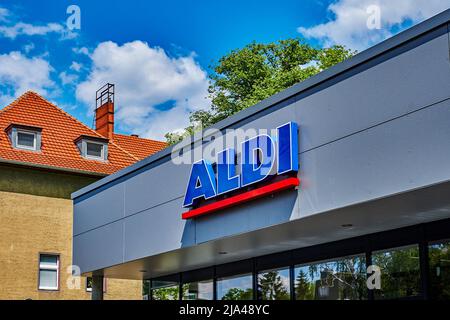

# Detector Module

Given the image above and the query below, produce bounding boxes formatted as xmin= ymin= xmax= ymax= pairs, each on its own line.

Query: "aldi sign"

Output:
xmin=182 ymin=122 xmax=299 ymax=219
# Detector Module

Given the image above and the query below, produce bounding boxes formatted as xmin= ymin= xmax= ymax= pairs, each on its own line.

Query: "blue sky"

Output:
xmin=0 ymin=0 xmax=448 ymax=139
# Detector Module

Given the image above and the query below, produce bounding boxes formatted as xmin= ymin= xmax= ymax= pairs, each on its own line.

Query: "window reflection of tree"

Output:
xmin=258 ymin=270 xmax=290 ymax=300
xmin=429 ymin=241 xmax=450 ymax=300
xmin=296 ymin=256 xmax=366 ymax=300
xmin=372 ymin=246 xmax=420 ymax=299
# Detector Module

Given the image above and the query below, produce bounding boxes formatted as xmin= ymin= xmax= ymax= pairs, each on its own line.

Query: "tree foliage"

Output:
xmin=165 ymin=38 xmax=355 ymax=144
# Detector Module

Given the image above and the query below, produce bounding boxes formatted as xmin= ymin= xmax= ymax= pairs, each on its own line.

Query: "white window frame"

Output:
xmin=15 ymin=129 xmax=38 ymax=151
xmin=38 ymin=254 xmax=60 ymax=291
xmin=84 ymin=140 xmax=107 ymax=161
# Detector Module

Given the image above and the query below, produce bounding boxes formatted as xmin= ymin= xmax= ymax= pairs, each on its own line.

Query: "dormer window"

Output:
xmin=7 ymin=125 xmax=42 ymax=151
xmin=76 ymin=135 xmax=108 ymax=161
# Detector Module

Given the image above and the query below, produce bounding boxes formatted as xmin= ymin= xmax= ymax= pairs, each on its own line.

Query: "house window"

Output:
xmin=76 ymin=138 xmax=108 ymax=161
xmin=38 ymin=254 xmax=59 ymax=290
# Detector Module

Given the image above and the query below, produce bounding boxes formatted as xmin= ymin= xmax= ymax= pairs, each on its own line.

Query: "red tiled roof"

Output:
xmin=0 ymin=91 xmax=167 ymax=175
xmin=112 ymin=133 xmax=167 ymax=160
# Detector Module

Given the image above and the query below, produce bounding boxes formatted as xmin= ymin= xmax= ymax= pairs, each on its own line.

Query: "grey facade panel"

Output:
xmin=298 ymin=98 xmax=450 ymax=217
xmin=123 ymin=198 xmax=194 ymax=262
xmin=73 ymin=183 xmax=124 ymax=236
xmin=123 ymin=160 xmax=190 ymax=217
xmin=194 ymin=190 xmax=299 ymax=244
xmin=73 ymin=220 xmax=124 ymax=273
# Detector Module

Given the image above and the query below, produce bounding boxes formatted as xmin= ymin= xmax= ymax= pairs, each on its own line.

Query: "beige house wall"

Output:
xmin=0 ymin=165 xmax=142 ymax=300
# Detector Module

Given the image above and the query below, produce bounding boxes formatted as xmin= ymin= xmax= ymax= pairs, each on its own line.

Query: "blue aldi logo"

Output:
xmin=182 ymin=122 xmax=299 ymax=219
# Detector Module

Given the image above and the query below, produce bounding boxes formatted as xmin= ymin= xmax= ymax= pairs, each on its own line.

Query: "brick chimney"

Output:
xmin=95 ymin=83 xmax=115 ymax=139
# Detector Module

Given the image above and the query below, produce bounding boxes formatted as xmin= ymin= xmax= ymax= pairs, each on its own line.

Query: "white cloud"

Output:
xmin=0 ymin=51 xmax=55 ymax=106
xmin=23 ymin=42 xmax=35 ymax=53
xmin=0 ymin=6 xmax=77 ymax=40
xmin=72 ymin=47 xmax=90 ymax=55
xmin=76 ymin=41 xmax=210 ymax=140
xmin=70 ymin=61 xmax=83 ymax=72
xmin=59 ymin=71 xmax=78 ymax=85
xmin=0 ymin=7 xmax=10 ymax=22
xmin=298 ymin=0 xmax=450 ymax=50
xmin=0 ymin=22 xmax=64 ymax=39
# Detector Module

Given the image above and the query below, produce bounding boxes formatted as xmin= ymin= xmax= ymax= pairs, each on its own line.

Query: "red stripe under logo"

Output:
xmin=182 ymin=177 xmax=300 ymax=219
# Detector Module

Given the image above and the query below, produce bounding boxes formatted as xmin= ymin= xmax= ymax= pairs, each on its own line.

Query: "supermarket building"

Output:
xmin=73 ymin=10 xmax=450 ymax=300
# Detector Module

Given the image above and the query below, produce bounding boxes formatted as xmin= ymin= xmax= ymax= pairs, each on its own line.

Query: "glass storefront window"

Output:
xmin=257 ymin=267 xmax=290 ymax=300
xmin=151 ymin=280 xmax=179 ymax=300
xmin=428 ymin=239 xmax=450 ymax=300
xmin=182 ymin=280 xmax=214 ymax=300
xmin=217 ymin=273 xmax=253 ymax=300
xmin=294 ymin=254 xmax=367 ymax=300
xmin=146 ymin=232 xmax=450 ymax=300
xmin=372 ymin=245 xmax=420 ymax=299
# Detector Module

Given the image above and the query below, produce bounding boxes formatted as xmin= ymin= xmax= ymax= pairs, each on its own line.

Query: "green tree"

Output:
xmin=258 ymin=271 xmax=289 ymax=300
xmin=165 ymin=39 xmax=355 ymax=144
